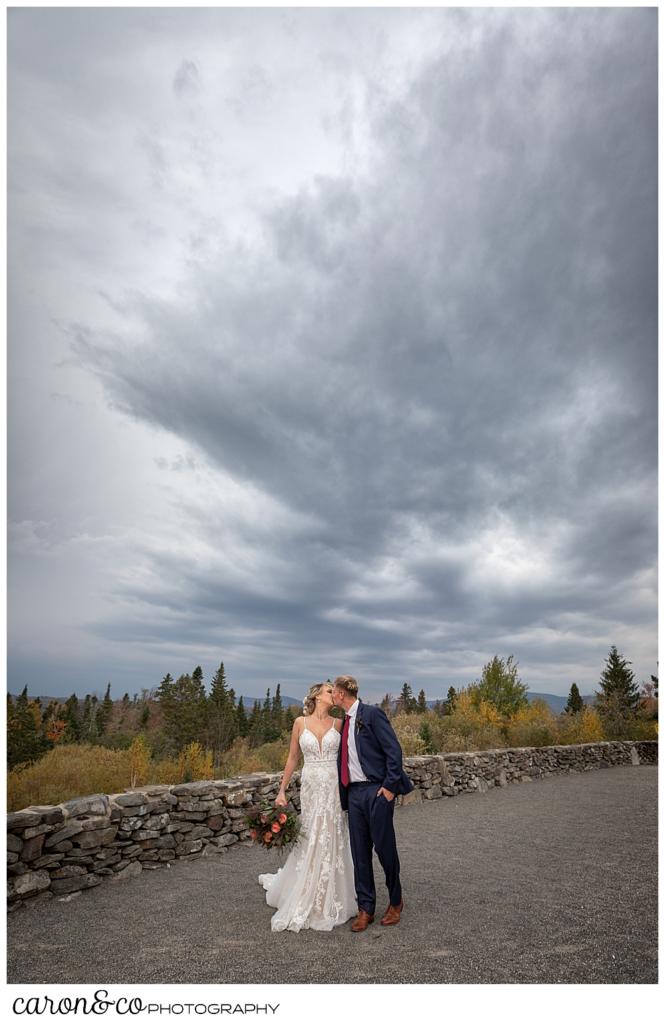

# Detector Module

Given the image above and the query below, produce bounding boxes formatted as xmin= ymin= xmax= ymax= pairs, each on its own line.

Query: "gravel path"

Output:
xmin=7 ymin=764 xmax=657 ymax=984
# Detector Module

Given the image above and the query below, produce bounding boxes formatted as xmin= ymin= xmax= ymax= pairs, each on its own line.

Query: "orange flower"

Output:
xmin=271 ymin=822 xmax=281 ymax=833
xmin=278 ymin=813 xmax=287 ymax=825
xmin=250 ymin=829 xmax=257 ymax=840
xmin=264 ymin=831 xmax=272 ymax=842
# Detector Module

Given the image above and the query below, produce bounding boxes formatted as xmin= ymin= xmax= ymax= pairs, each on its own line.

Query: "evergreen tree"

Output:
xmin=475 ymin=655 xmax=528 ymax=716
xmin=63 ymin=693 xmax=82 ymax=743
xmin=81 ymin=694 xmax=98 ymax=742
xmin=156 ymin=670 xmax=206 ymax=751
xmin=397 ymin=682 xmax=416 ymax=714
xmin=175 ymin=671 xmax=208 ymax=747
xmin=248 ymin=698 xmax=263 ymax=745
xmin=93 ymin=695 xmax=105 ymax=737
xmin=564 ymin=682 xmax=584 ymax=715
xmin=417 ymin=688 xmax=428 ymax=713
xmin=98 ymin=682 xmax=114 ymax=734
xmin=443 ymin=686 xmax=457 ymax=715
xmin=7 ymin=688 xmax=48 ymax=768
xmin=206 ymin=662 xmax=237 ymax=753
xmin=272 ymin=684 xmax=284 ymax=734
xmin=140 ymin=705 xmax=150 ymax=729
xmin=283 ymin=704 xmax=296 ymax=731
xmin=236 ymin=696 xmax=249 ymax=737
xmin=261 ymin=687 xmax=280 ymax=742
xmin=595 ymin=646 xmax=641 ymax=734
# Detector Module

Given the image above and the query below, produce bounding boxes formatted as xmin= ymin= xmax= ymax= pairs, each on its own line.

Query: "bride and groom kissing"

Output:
xmin=258 ymin=675 xmax=414 ymax=932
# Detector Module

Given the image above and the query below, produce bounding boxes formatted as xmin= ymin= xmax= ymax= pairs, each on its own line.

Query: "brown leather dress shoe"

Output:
xmin=350 ymin=909 xmax=375 ymax=932
xmin=380 ymin=900 xmax=404 ymax=926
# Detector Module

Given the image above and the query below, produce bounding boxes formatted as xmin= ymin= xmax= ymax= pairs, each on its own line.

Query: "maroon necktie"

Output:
xmin=341 ymin=715 xmax=350 ymax=786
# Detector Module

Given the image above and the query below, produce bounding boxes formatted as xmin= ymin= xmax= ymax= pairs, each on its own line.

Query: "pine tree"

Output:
xmin=417 ymin=688 xmax=428 ymax=713
xmin=7 ymin=688 xmax=48 ymax=768
xmin=236 ymin=696 xmax=249 ymax=737
xmin=176 ymin=671 xmax=208 ymax=748
xmin=206 ymin=662 xmax=237 ymax=754
xmin=93 ymin=695 xmax=105 ymax=737
xmin=397 ymin=682 xmax=415 ymax=714
xmin=156 ymin=670 xmax=206 ymax=752
xmin=63 ymin=693 xmax=82 ymax=743
xmin=595 ymin=646 xmax=641 ymax=735
xmin=155 ymin=672 xmax=176 ymax=747
xmin=564 ymin=682 xmax=584 ymax=715
xmin=81 ymin=694 xmax=98 ymax=741
xmin=248 ymin=698 xmax=263 ymax=745
xmin=272 ymin=684 xmax=284 ymax=734
xmin=98 ymin=682 xmax=114 ymax=734
xmin=284 ymin=704 xmax=296 ymax=731
xmin=261 ymin=688 xmax=280 ymax=742
xmin=443 ymin=686 xmax=457 ymax=715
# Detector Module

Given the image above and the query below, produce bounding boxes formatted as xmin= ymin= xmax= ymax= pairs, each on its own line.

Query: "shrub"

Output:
xmin=249 ymin=737 xmax=291 ymax=771
xmin=7 ymin=743 xmax=131 ymax=811
xmin=176 ymin=741 xmax=214 ymax=783
xmin=504 ymin=699 xmax=558 ymax=748
xmin=391 ymin=714 xmax=428 ymax=755
xmin=556 ymin=706 xmax=604 ymax=744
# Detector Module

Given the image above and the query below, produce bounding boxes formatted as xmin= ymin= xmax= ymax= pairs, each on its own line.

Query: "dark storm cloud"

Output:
xmin=9 ymin=7 xmax=657 ymax=699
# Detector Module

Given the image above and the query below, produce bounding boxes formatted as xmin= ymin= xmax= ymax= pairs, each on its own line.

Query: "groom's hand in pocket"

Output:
xmin=376 ymin=787 xmax=395 ymax=802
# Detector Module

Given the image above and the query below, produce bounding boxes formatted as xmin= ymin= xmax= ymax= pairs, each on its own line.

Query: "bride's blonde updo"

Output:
xmin=303 ymin=683 xmax=326 ymax=716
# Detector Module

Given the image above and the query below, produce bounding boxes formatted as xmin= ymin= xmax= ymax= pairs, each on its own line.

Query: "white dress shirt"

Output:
xmin=345 ymin=699 xmax=368 ymax=782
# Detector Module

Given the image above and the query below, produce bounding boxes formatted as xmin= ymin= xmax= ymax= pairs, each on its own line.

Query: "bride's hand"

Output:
xmin=274 ymin=791 xmax=288 ymax=807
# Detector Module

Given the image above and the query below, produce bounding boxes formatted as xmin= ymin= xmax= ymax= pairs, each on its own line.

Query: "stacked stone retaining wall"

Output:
xmin=7 ymin=739 xmax=657 ymax=910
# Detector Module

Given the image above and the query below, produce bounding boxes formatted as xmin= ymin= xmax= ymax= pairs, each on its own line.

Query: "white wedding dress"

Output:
xmin=258 ymin=723 xmax=358 ymax=932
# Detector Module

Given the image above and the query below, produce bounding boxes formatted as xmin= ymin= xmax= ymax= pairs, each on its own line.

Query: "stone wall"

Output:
xmin=7 ymin=739 xmax=657 ymax=910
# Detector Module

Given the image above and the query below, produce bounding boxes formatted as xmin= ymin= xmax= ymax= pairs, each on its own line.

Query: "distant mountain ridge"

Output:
xmin=241 ymin=694 xmax=303 ymax=709
xmin=527 ymin=691 xmax=596 ymax=713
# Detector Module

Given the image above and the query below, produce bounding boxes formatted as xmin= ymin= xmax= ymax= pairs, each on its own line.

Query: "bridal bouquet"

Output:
xmin=245 ymin=802 xmax=301 ymax=854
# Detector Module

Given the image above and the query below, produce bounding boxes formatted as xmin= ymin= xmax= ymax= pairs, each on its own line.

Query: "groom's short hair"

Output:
xmin=333 ymin=675 xmax=359 ymax=697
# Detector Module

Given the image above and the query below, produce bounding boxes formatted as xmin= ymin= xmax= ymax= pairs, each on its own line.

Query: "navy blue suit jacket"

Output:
xmin=337 ymin=701 xmax=414 ymax=811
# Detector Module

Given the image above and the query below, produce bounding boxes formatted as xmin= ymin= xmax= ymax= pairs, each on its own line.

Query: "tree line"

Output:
xmin=6 ymin=662 xmax=298 ymax=771
xmin=7 ymin=646 xmax=657 ymax=773
xmin=379 ymin=645 xmax=656 ymax=734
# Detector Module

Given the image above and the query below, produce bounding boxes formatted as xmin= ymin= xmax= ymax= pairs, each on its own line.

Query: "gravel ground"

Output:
xmin=6 ymin=764 xmax=657 ymax=984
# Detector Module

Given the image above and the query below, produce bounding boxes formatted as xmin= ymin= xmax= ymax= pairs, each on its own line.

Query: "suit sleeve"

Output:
xmin=370 ymin=707 xmax=405 ymax=792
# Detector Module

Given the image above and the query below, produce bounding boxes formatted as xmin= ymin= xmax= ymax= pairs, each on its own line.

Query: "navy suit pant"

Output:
xmin=347 ymin=782 xmax=402 ymax=914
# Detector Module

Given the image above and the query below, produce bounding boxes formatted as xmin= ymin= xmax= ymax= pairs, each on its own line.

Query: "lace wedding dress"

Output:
xmin=258 ymin=723 xmax=358 ymax=932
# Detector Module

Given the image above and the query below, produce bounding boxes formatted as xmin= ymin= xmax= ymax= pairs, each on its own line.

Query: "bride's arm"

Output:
xmin=275 ymin=717 xmax=304 ymax=806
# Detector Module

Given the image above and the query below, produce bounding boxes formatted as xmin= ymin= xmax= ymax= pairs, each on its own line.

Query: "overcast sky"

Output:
xmin=7 ymin=7 xmax=657 ymax=704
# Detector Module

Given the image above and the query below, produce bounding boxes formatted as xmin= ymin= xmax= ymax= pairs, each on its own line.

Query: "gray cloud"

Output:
xmin=8 ymin=7 xmax=657 ymax=701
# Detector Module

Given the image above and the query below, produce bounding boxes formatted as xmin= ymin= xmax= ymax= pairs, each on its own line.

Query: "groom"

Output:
xmin=331 ymin=675 xmax=414 ymax=932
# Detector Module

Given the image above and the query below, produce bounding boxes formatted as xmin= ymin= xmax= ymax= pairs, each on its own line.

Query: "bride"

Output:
xmin=258 ymin=682 xmax=358 ymax=931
